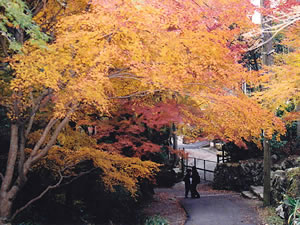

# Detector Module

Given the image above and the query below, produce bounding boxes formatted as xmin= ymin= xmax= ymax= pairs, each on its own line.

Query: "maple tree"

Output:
xmin=249 ymin=0 xmax=299 ymax=120
xmin=0 ymin=0 xmax=291 ymax=222
xmin=253 ymin=20 xmax=300 ymax=145
xmin=84 ymin=99 xmax=184 ymax=161
xmin=45 ymin=126 xmax=160 ymax=194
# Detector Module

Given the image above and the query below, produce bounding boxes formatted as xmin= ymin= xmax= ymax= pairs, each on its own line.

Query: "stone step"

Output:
xmin=241 ymin=191 xmax=258 ymax=200
xmin=250 ymin=185 xmax=264 ymax=200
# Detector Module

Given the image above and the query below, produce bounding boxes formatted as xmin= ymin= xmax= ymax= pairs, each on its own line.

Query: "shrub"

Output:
xmin=144 ymin=215 xmax=169 ymax=225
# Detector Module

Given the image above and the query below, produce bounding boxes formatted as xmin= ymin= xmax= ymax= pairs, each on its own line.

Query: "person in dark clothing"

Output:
xmin=183 ymin=169 xmax=192 ymax=198
xmin=191 ymin=166 xmax=200 ymax=198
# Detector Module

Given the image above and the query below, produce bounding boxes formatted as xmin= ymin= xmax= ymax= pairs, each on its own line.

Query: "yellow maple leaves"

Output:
xmin=253 ymin=22 xmax=300 ymax=118
xmin=37 ymin=126 xmax=160 ymax=196
xmin=3 ymin=0 xmax=291 ymax=176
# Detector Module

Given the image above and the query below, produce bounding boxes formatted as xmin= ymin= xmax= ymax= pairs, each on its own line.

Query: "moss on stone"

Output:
xmin=286 ymin=167 xmax=300 ymax=198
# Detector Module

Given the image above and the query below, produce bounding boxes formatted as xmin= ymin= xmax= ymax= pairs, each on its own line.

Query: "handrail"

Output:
xmin=182 ymin=157 xmax=217 ymax=181
xmin=186 ymin=157 xmax=217 ymax=164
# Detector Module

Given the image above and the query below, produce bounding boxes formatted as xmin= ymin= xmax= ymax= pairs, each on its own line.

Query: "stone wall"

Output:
xmin=272 ymin=166 xmax=300 ymax=204
xmin=213 ymin=155 xmax=300 ymax=201
xmin=213 ymin=159 xmax=263 ymax=191
xmin=272 ymin=156 xmax=300 ymax=204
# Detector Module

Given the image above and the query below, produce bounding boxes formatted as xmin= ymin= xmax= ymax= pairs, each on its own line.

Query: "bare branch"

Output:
xmin=25 ymin=89 xmax=53 ymax=138
xmin=109 ymin=90 xmax=162 ymax=99
xmin=11 ymin=165 xmax=97 ymax=220
xmin=108 ymin=72 xmax=143 ymax=80
xmin=32 ymin=0 xmax=46 ymax=17
xmin=11 ymin=170 xmax=64 ymax=221
xmin=248 ymin=18 xmax=298 ymax=51
xmin=30 ymin=117 xmax=58 ymax=158
xmin=60 ymin=167 xmax=98 ymax=187
xmin=31 ymin=105 xmax=78 ymax=164
xmin=18 ymin=125 xmax=26 ymax=183
xmin=246 ymin=6 xmax=300 ymax=51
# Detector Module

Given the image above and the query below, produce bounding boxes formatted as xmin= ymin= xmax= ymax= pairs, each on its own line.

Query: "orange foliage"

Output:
xmin=33 ymin=126 xmax=160 ymax=195
xmin=5 ymin=0 xmax=287 ymax=170
xmin=180 ymin=94 xmax=285 ymax=148
xmin=254 ymin=22 xmax=299 ymax=117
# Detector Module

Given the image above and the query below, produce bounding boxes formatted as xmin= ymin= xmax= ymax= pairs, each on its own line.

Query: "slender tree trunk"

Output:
xmin=0 ymin=124 xmax=19 ymax=224
xmin=172 ymin=123 xmax=178 ymax=150
xmin=297 ymin=103 xmax=300 ymax=139
xmin=170 ymin=123 xmax=178 ymax=167
xmin=0 ymin=197 xmax=13 ymax=225
xmin=263 ymin=137 xmax=271 ymax=206
xmin=261 ymin=0 xmax=273 ymax=207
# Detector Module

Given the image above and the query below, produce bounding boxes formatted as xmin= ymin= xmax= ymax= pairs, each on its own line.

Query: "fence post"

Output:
xmin=181 ymin=157 xmax=184 ymax=174
xmin=204 ymin=160 xmax=206 ymax=181
xmin=222 ymin=149 xmax=225 ymax=163
xmin=194 ymin=158 xmax=196 ymax=167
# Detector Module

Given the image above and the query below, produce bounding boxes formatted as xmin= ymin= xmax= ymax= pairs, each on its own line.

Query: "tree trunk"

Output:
xmin=263 ymin=137 xmax=271 ymax=206
xmin=172 ymin=123 xmax=178 ymax=150
xmin=0 ymin=196 xmax=13 ymax=225
xmin=0 ymin=124 xmax=19 ymax=224
xmin=297 ymin=103 xmax=300 ymax=139
xmin=261 ymin=0 xmax=273 ymax=207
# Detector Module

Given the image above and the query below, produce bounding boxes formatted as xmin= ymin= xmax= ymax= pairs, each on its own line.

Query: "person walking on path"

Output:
xmin=183 ymin=169 xmax=192 ymax=198
xmin=191 ymin=166 xmax=200 ymax=198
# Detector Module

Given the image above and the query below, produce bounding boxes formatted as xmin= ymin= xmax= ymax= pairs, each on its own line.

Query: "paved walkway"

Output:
xmin=181 ymin=193 xmax=261 ymax=225
xmin=155 ymin=182 xmax=261 ymax=225
xmin=160 ymin=140 xmax=262 ymax=224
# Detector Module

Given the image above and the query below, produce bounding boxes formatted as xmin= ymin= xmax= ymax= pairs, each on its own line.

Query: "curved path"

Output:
xmin=160 ymin=140 xmax=262 ymax=225
xmin=181 ymin=193 xmax=261 ymax=225
xmin=155 ymin=182 xmax=261 ymax=225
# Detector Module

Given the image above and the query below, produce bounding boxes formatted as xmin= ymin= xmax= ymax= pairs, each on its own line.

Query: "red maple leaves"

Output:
xmin=93 ymin=100 xmax=182 ymax=157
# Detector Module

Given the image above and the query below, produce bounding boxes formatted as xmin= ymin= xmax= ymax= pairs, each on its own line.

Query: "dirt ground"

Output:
xmin=142 ymin=190 xmax=187 ymax=225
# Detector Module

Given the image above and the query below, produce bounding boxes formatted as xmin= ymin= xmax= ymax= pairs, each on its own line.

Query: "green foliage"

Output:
xmin=269 ymin=133 xmax=288 ymax=149
xmin=0 ymin=0 xmax=49 ymax=51
xmin=287 ymin=167 xmax=300 ymax=198
xmin=269 ymin=122 xmax=298 ymax=154
xmin=144 ymin=215 xmax=169 ymax=225
xmin=284 ymin=196 xmax=300 ymax=225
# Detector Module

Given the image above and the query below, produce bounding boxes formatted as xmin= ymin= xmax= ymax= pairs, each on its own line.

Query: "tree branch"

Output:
xmin=0 ymin=36 xmax=9 ymax=57
xmin=30 ymin=117 xmax=58 ymax=158
xmin=31 ymin=105 xmax=78 ymax=164
xmin=60 ymin=167 xmax=98 ymax=187
xmin=10 ymin=170 xmax=64 ymax=221
xmin=108 ymin=72 xmax=143 ymax=80
xmin=25 ymin=89 xmax=53 ymax=138
xmin=248 ymin=18 xmax=299 ymax=51
xmin=11 ymin=165 xmax=97 ymax=221
xmin=18 ymin=125 xmax=26 ymax=183
xmin=109 ymin=90 xmax=162 ymax=99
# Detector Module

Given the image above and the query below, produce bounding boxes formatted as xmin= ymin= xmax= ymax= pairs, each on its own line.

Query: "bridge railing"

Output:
xmin=181 ymin=157 xmax=217 ymax=182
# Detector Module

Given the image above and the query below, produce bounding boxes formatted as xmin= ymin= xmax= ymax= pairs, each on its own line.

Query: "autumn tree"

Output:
xmin=86 ymin=99 xmax=183 ymax=160
xmin=0 ymin=0 xmax=289 ymax=223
